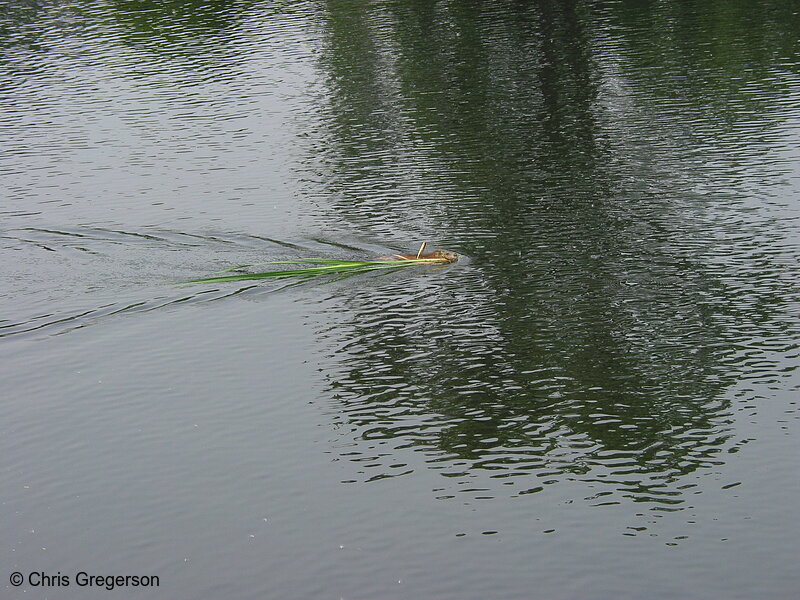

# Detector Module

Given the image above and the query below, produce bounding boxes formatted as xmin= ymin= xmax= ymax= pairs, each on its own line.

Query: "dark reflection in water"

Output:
xmin=310 ymin=0 xmax=800 ymax=508
xmin=109 ymin=0 xmax=242 ymax=37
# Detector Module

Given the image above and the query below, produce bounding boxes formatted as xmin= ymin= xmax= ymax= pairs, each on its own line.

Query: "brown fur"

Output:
xmin=377 ymin=249 xmax=458 ymax=263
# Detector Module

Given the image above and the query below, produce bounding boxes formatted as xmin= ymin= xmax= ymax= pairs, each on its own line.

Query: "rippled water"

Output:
xmin=2 ymin=1 xmax=799 ymax=599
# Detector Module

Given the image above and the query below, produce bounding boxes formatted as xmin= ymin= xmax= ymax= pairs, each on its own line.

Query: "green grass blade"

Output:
xmin=211 ymin=258 xmax=378 ymax=274
xmin=187 ymin=256 xmax=448 ymax=284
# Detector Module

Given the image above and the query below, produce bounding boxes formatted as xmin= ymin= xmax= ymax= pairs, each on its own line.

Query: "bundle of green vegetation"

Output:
xmin=186 ymin=247 xmax=457 ymax=284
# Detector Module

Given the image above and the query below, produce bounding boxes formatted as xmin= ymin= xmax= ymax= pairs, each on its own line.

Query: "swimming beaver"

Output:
xmin=376 ymin=249 xmax=458 ymax=263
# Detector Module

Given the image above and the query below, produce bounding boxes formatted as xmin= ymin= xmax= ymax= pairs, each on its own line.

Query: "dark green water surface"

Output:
xmin=2 ymin=1 xmax=799 ymax=598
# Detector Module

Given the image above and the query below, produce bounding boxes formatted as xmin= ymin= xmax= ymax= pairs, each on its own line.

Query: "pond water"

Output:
xmin=2 ymin=1 xmax=799 ymax=598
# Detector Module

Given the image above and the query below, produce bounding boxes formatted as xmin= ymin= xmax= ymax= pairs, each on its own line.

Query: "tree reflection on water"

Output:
xmin=310 ymin=0 xmax=799 ymax=507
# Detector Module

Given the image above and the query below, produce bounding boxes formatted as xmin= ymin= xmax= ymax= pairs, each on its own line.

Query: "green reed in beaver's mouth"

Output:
xmin=185 ymin=250 xmax=457 ymax=284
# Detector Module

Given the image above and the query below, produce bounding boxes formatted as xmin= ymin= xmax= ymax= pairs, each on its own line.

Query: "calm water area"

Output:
xmin=2 ymin=1 xmax=799 ymax=598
